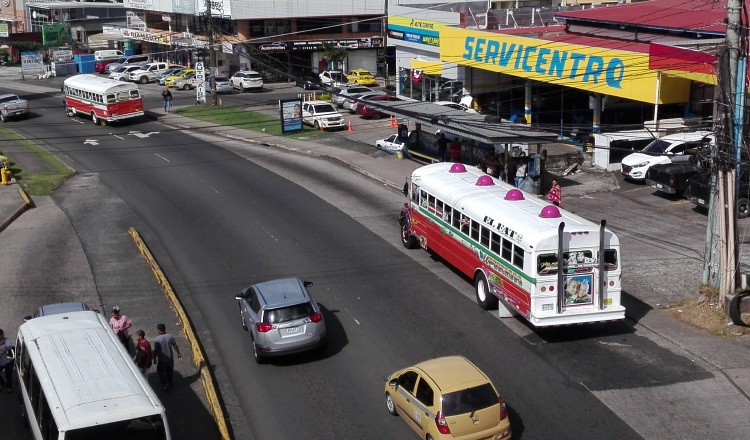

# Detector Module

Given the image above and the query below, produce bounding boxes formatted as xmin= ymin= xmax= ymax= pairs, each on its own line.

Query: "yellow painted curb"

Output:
xmin=128 ymin=227 xmax=231 ymax=440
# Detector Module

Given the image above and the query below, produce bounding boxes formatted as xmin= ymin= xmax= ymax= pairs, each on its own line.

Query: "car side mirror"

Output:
xmin=23 ymin=315 xmax=32 ymax=322
xmin=388 ymin=379 xmax=398 ymax=387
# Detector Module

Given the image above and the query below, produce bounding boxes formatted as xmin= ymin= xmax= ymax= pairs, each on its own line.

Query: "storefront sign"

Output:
xmin=124 ymin=0 xmax=153 ymax=11
xmin=42 ymin=23 xmax=72 ymax=46
xmin=126 ymin=11 xmax=147 ymax=31
xmin=258 ymin=38 xmax=381 ymax=53
xmin=195 ymin=62 xmax=206 ymax=104
xmin=21 ymin=51 xmax=43 ymax=73
xmin=440 ymin=27 xmax=690 ymax=103
xmin=121 ymin=29 xmax=171 ymax=45
xmin=198 ymin=0 xmax=231 ymax=19
xmin=50 ymin=47 xmax=73 ymax=62
xmin=388 ymin=16 xmax=445 ymax=47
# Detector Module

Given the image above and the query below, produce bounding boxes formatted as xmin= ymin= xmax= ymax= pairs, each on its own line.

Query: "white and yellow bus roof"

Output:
xmin=63 ymin=74 xmax=140 ymax=96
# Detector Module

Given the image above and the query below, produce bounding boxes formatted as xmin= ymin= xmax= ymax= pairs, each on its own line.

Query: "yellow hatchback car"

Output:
xmin=385 ymin=356 xmax=511 ymax=440
xmin=346 ymin=69 xmax=377 ymax=86
xmin=165 ymin=68 xmax=195 ymax=87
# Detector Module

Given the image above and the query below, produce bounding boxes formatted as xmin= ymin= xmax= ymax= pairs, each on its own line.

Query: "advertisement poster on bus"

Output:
xmin=279 ymin=99 xmax=303 ymax=133
xmin=563 ymin=274 xmax=593 ymax=306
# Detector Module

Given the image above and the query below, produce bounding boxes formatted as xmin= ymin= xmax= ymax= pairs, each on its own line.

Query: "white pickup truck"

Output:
xmin=0 ymin=94 xmax=29 ymax=122
xmin=127 ymin=62 xmax=171 ymax=84
xmin=318 ymin=70 xmax=348 ymax=88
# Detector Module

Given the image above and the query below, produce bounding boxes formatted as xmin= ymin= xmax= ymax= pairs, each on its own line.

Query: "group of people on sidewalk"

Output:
xmin=434 ymin=134 xmax=563 ymax=207
xmin=109 ymin=306 xmax=182 ymax=391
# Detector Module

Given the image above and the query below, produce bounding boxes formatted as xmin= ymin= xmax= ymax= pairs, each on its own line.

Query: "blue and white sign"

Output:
xmin=195 ymin=61 xmax=206 ymax=104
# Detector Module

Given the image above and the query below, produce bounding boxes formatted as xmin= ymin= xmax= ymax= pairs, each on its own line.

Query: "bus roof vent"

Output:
xmin=504 ymin=188 xmax=524 ymax=201
xmin=449 ymin=163 xmax=467 ymax=173
xmin=540 ymin=205 xmax=561 ymax=218
xmin=475 ymin=175 xmax=494 ymax=186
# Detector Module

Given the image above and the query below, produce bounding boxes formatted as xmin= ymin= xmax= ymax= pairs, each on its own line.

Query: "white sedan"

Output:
xmin=375 ymin=134 xmax=405 ymax=154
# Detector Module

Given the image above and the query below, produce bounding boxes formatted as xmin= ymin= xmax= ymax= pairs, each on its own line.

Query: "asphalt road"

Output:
xmin=1 ymin=80 xmax=748 ymax=439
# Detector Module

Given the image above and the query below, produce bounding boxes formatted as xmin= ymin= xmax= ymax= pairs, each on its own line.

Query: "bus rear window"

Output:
xmin=537 ymin=250 xmax=618 ymax=275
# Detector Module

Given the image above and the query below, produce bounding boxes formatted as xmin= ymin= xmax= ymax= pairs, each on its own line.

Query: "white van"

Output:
xmin=94 ymin=50 xmax=124 ymax=61
xmin=14 ymin=310 xmax=171 ymax=440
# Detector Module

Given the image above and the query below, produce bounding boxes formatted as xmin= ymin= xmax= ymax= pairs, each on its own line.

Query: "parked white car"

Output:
xmin=301 ymin=100 xmax=345 ymax=130
xmin=230 ymin=71 xmax=263 ymax=92
xmin=621 ymin=131 xmax=713 ymax=181
xmin=108 ymin=65 xmax=142 ymax=81
xmin=319 ymin=70 xmax=347 ymax=88
xmin=127 ymin=62 xmax=171 ymax=84
xmin=434 ymin=100 xmax=478 ymax=113
xmin=375 ymin=134 xmax=406 ymax=154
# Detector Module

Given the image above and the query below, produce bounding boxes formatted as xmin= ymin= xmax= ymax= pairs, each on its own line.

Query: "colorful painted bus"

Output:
xmin=399 ymin=162 xmax=625 ymax=327
xmin=63 ymin=74 xmax=144 ymax=125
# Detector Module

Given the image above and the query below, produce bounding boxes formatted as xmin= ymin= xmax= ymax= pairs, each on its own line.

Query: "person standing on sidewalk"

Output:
xmin=436 ymin=133 xmax=448 ymax=162
xmin=515 ymin=158 xmax=527 ymax=188
xmin=161 ymin=87 xmax=173 ymax=112
xmin=153 ymin=323 xmax=182 ymax=391
xmin=0 ymin=329 xmax=14 ymax=393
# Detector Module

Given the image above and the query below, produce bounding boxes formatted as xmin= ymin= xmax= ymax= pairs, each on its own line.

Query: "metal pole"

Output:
xmin=206 ymin=0 xmax=217 ymax=105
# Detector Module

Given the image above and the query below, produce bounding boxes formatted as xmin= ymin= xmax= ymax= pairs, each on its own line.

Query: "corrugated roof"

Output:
xmin=487 ymin=25 xmax=651 ymax=54
xmin=554 ymin=0 xmax=729 ymax=35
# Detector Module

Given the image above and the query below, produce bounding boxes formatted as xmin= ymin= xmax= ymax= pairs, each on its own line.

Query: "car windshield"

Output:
xmin=264 ymin=303 xmax=314 ymax=324
xmin=314 ymin=104 xmax=336 ymax=113
xmin=441 ymin=383 xmax=498 ymax=417
xmin=641 ymin=139 xmax=671 ymax=155
xmin=114 ymin=67 xmax=127 ymax=73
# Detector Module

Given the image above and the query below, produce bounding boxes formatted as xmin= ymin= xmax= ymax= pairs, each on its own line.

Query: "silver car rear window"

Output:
xmin=264 ymin=303 xmax=314 ymax=324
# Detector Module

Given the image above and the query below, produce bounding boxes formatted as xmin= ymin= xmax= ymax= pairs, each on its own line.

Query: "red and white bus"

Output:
xmin=400 ymin=162 xmax=625 ymax=327
xmin=63 ymin=74 xmax=144 ymax=125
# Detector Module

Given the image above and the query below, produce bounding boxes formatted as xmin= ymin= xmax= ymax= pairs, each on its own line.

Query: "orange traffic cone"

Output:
xmin=319 ymin=122 xmax=324 ymax=131
xmin=347 ymin=120 xmax=353 ymax=132
xmin=389 ymin=115 xmax=395 ymax=127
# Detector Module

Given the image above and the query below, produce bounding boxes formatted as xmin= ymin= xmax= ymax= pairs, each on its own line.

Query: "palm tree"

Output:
xmin=322 ymin=42 xmax=348 ymax=71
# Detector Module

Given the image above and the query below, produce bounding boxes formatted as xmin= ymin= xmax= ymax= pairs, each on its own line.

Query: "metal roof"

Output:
xmin=554 ymin=0 xmax=730 ymax=35
xmin=360 ymin=100 xmax=560 ymax=145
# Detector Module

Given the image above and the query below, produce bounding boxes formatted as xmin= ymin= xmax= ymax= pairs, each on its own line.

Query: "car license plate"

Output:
xmin=603 ymin=298 xmax=612 ymax=305
xmin=622 ymin=171 xmax=629 ymax=176
xmin=698 ymin=198 xmax=705 ymax=204
xmin=655 ymin=183 xmax=663 ymax=189
xmin=286 ymin=326 xmax=300 ymax=334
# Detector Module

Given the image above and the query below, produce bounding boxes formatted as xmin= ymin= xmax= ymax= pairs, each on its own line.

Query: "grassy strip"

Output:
xmin=0 ymin=128 xmax=75 ymax=196
xmin=175 ymin=105 xmax=326 ymax=138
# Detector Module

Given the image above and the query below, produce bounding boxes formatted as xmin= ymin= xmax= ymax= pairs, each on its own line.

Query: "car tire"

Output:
xmin=314 ymin=121 xmax=321 ymax=130
xmin=239 ymin=84 xmax=245 ymax=93
xmin=475 ymin=271 xmax=498 ymax=310
xmin=182 ymin=84 xmax=190 ymax=91
xmin=252 ymin=339 xmax=265 ymax=364
xmin=385 ymin=392 xmax=398 ymax=416
xmin=400 ymin=218 xmax=418 ymax=249
xmin=139 ymin=76 xmax=148 ymax=84
xmin=0 ymin=113 xmax=6 ymax=122
xmin=738 ymin=197 xmax=749 ymax=219
xmin=372 ymin=111 xmax=382 ymax=120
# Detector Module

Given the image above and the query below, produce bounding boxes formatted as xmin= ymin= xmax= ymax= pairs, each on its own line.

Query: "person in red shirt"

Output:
xmin=450 ymin=138 xmax=462 ymax=162
xmin=133 ymin=330 xmax=153 ymax=375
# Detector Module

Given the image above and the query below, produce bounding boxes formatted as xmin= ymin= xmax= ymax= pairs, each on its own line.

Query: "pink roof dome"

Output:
xmin=449 ymin=163 xmax=467 ymax=173
xmin=504 ymin=189 xmax=525 ymax=201
xmin=540 ymin=205 xmax=562 ymax=218
xmin=476 ymin=175 xmax=494 ymax=186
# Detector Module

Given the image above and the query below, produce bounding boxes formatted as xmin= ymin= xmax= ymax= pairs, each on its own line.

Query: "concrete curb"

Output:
xmin=128 ymin=227 xmax=231 ymax=440
xmin=0 ymin=182 xmax=33 ymax=233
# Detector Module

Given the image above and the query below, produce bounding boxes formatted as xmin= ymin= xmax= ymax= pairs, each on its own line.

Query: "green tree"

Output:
xmin=322 ymin=42 xmax=347 ymax=70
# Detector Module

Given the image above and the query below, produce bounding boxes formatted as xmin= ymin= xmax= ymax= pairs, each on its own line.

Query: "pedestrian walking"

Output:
xmin=161 ymin=87 xmax=173 ymax=112
xmin=436 ymin=133 xmax=448 ymax=162
xmin=133 ymin=330 xmax=153 ymax=375
xmin=450 ymin=137 xmax=462 ymax=163
xmin=153 ymin=323 xmax=182 ymax=391
xmin=547 ymin=179 xmax=563 ymax=207
xmin=109 ymin=306 xmax=132 ymax=350
xmin=515 ymin=158 xmax=527 ymax=188
xmin=0 ymin=329 xmax=14 ymax=393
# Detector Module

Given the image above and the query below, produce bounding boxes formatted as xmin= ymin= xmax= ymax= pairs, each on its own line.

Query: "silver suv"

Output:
xmin=235 ymin=277 xmax=327 ymax=363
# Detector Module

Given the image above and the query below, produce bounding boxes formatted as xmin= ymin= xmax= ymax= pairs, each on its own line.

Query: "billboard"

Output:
xmin=42 ymin=23 xmax=72 ymax=46
xmin=279 ymin=99 xmax=303 ymax=133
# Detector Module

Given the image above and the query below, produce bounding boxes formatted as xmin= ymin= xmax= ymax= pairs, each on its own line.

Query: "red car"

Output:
xmin=95 ymin=58 xmax=119 ymax=73
xmin=356 ymin=95 xmax=401 ymax=119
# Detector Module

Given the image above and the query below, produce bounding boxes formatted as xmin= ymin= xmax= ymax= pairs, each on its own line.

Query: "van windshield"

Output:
xmin=65 ymin=415 xmax=167 ymax=440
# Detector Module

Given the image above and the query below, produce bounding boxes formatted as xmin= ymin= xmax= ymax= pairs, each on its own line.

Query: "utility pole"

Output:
xmin=206 ymin=0 xmax=217 ymax=105
xmin=710 ymin=0 xmax=744 ymax=308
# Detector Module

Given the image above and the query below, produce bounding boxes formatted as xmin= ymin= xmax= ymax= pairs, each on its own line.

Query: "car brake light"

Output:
xmin=256 ymin=323 xmax=273 ymax=332
xmin=309 ymin=312 xmax=323 ymax=323
xmin=435 ymin=411 xmax=451 ymax=434
xmin=669 ymin=175 xmax=675 ymax=187
xmin=499 ymin=396 xmax=508 ymax=420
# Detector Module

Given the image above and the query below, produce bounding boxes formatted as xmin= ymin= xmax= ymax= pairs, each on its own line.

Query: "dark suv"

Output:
xmin=686 ymin=163 xmax=749 ymax=219
xmin=235 ymin=277 xmax=327 ymax=363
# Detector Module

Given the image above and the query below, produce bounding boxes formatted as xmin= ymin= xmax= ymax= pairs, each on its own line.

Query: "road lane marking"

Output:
xmin=344 ymin=308 xmax=360 ymax=325
xmin=622 ymin=186 xmax=651 ymax=193
xmin=112 ymin=134 xmax=124 ymax=139
xmin=83 ymin=139 xmax=99 ymax=145
xmin=154 ymin=153 xmax=170 ymax=162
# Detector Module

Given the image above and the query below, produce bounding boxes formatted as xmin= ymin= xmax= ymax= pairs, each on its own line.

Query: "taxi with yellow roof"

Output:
xmin=165 ymin=68 xmax=195 ymax=87
xmin=346 ymin=69 xmax=377 ymax=86
xmin=385 ymin=356 xmax=511 ymax=440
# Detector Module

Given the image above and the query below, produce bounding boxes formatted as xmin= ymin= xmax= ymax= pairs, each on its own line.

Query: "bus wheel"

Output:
xmin=475 ymin=272 xmax=498 ymax=310
xmin=400 ymin=218 xmax=418 ymax=249
xmin=65 ymin=106 xmax=75 ymax=117
xmin=91 ymin=112 xmax=98 ymax=125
